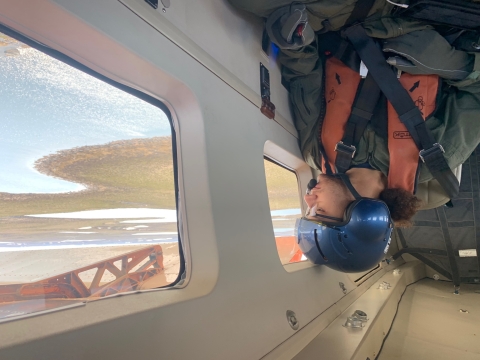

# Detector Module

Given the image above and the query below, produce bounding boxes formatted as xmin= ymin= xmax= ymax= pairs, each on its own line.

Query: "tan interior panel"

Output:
xmin=378 ymin=279 xmax=480 ymax=360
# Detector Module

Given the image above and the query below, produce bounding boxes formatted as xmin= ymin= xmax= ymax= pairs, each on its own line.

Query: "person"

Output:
xmin=228 ymin=0 xmax=480 ymax=271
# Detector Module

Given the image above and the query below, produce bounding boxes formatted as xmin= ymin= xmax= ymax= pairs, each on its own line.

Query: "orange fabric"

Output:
xmin=319 ymin=58 xmax=439 ymax=194
xmin=321 ymin=57 xmax=361 ymax=173
xmin=387 ymin=73 xmax=439 ymax=192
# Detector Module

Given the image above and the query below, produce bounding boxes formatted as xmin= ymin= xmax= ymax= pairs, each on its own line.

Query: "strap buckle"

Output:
xmin=335 ymin=141 xmax=356 ymax=158
xmin=419 ymin=143 xmax=445 ymax=163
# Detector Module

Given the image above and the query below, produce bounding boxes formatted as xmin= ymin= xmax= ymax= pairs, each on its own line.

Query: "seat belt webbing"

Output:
xmin=323 ymin=0 xmax=377 ymax=173
xmin=331 ymin=0 xmax=376 ymax=71
xmin=317 ymin=0 xmax=375 ymax=171
xmin=344 ymin=25 xmax=460 ymax=198
xmin=345 ymin=0 xmax=377 ymax=26
xmin=335 ymin=73 xmax=381 ymax=173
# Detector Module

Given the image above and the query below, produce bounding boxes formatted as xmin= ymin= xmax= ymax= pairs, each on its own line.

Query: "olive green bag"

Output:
xmin=398 ymin=0 xmax=480 ymax=29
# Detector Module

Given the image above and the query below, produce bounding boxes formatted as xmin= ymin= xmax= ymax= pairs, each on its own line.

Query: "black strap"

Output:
xmin=333 ymin=173 xmax=362 ymax=199
xmin=345 ymin=0 xmax=377 ymax=26
xmin=345 ymin=25 xmax=460 ymax=198
xmin=318 ymin=139 xmax=335 ymax=175
xmin=437 ymin=206 xmax=461 ymax=287
xmin=318 ymin=0 xmax=376 ymax=173
xmin=335 ymin=73 xmax=381 ymax=173
xmin=392 ymin=247 xmax=447 ymax=261
xmin=318 ymin=0 xmax=376 ymax=174
xmin=395 ymin=229 xmax=453 ymax=280
xmin=318 ymin=32 xmax=360 ymax=72
xmin=471 ymin=148 xmax=480 ymax=276
xmin=318 ymin=0 xmax=377 ymax=71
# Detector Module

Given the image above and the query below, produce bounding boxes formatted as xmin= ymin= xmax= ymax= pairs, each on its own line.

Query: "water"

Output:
xmin=0 ymin=41 xmax=170 ymax=193
xmin=270 ymin=208 xmax=301 ymax=216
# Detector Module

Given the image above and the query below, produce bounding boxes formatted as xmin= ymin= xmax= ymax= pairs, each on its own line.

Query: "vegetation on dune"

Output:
xmin=0 ymin=136 xmax=301 ymax=217
xmin=34 ymin=137 xmax=174 ymax=192
xmin=263 ymin=160 xmax=301 ymax=211
xmin=0 ymin=34 xmax=13 ymax=46
xmin=0 ymin=137 xmax=175 ymax=217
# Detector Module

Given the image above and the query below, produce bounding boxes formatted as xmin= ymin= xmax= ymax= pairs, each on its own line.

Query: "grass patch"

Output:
xmin=0 ymin=137 xmax=175 ymax=217
xmin=0 ymin=137 xmax=303 ymax=217
xmin=264 ymin=159 xmax=302 ymax=210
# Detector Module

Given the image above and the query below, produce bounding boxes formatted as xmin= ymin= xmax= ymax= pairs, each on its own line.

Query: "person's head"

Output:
xmin=304 ymin=172 xmax=422 ymax=227
xmin=296 ymin=172 xmax=421 ymax=272
xmin=304 ymin=174 xmax=355 ymax=222
xmin=379 ymin=188 xmax=422 ymax=227
xmin=297 ymin=173 xmax=393 ymax=272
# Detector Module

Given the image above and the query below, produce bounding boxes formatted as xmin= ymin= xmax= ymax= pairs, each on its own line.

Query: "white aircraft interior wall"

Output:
xmin=130 ymin=0 xmax=293 ymax=123
xmin=0 ymin=0 xmax=400 ymax=359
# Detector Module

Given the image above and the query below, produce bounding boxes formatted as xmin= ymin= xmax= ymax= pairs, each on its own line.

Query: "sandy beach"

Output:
xmin=0 ymin=243 xmax=181 ymax=287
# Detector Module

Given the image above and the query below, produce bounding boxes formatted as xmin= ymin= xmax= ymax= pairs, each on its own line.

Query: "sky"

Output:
xmin=0 ymin=35 xmax=301 ymax=246
xmin=0 ymin=35 xmax=171 ymax=193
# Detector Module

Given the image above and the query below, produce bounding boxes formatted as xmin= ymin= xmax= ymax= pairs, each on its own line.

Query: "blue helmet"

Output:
xmin=296 ymin=175 xmax=393 ymax=273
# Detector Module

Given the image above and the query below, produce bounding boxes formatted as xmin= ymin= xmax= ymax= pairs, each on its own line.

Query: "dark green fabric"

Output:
xmin=383 ymin=30 xmax=474 ymax=80
xmin=279 ymin=41 xmax=324 ymax=169
xmin=227 ymin=0 xmax=430 ymax=34
xmin=228 ymin=0 xmax=480 ymax=183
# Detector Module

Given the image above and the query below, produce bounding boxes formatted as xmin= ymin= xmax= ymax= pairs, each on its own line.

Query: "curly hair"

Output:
xmin=380 ymin=188 xmax=422 ymax=227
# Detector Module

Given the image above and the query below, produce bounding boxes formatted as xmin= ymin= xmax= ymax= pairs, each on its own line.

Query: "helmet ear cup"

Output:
xmin=296 ymin=199 xmax=393 ymax=273
xmin=265 ymin=4 xmax=315 ymax=50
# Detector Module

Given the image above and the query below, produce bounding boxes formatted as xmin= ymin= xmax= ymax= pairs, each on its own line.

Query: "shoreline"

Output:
xmin=0 ymin=240 xmax=178 ymax=253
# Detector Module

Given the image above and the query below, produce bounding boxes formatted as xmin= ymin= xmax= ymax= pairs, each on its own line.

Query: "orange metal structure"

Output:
xmin=0 ymin=245 xmax=164 ymax=303
xmin=0 ymin=237 xmax=300 ymax=306
xmin=274 ymin=236 xmax=304 ymax=264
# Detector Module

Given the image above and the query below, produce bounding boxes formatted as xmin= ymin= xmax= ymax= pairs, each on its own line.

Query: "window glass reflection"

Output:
xmin=0 ymin=32 xmax=180 ymax=320
xmin=263 ymin=159 xmax=305 ymax=265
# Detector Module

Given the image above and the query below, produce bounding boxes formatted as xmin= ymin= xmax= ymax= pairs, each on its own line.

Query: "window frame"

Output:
xmin=0 ymin=23 xmax=185 ymax=291
xmin=263 ymin=141 xmax=315 ymax=271
xmin=263 ymin=155 xmax=305 ymax=264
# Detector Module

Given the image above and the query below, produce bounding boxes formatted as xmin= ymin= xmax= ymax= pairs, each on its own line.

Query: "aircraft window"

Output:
xmin=264 ymin=158 xmax=306 ymax=265
xmin=0 ymin=30 xmax=181 ymax=321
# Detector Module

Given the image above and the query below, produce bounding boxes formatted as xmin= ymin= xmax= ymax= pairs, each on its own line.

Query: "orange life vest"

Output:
xmin=320 ymin=57 xmax=439 ymax=194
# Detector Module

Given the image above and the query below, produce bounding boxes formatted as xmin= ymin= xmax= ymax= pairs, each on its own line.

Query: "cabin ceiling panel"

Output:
xmin=118 ymin=0 xmax=295 ymax=134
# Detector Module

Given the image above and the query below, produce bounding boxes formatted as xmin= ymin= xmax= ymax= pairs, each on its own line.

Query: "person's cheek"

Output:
xmin=304 ymin=194 xmax=317 ymax=208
